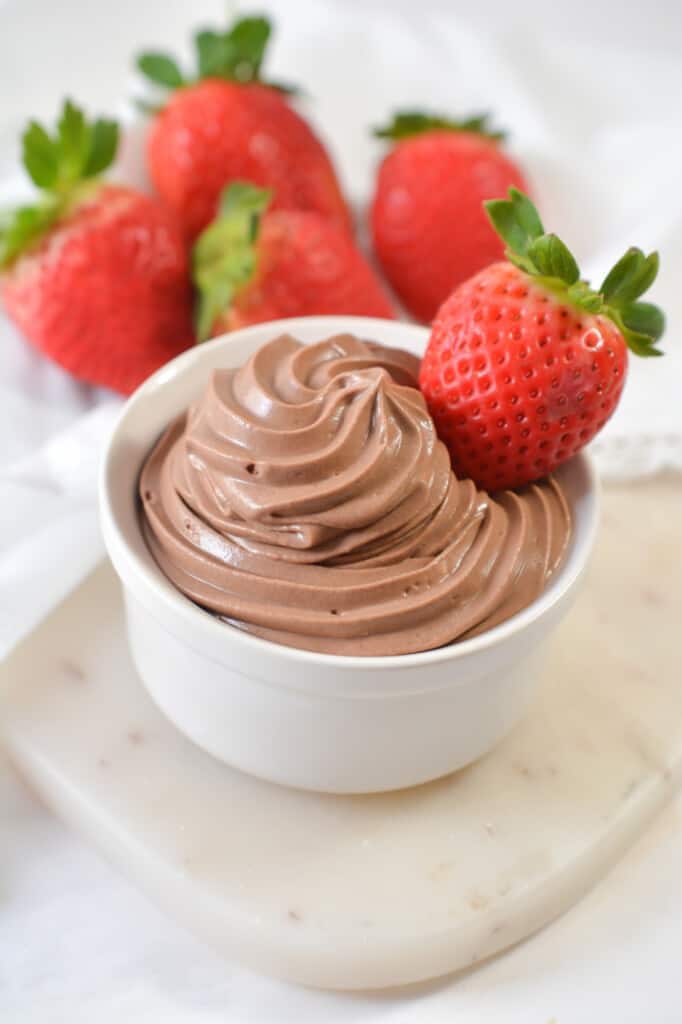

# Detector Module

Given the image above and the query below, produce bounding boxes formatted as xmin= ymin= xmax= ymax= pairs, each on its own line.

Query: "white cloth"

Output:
xmin=0 ymin=0 xmax=681 ymax=1019
xmin=0 ymin=402 xmax=118 ymax=657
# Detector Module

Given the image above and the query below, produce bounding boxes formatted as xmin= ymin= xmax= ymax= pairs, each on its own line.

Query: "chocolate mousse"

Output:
xmin=139 ymin=334 xmax=572 ymax=656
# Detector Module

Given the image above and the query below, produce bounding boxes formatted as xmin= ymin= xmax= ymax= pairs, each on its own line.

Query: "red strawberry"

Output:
xmin=0 ymin=101 xmax=194 ymax=395
xmin=193 ymin=182 xmax=394 ymax=338
xmin=419 ymin=188 xmax=665 ymax=491
xmin=370 ymin=112 xmax=528 ymax=323
xmin=137 ymin=16 xmax=352 ymax=241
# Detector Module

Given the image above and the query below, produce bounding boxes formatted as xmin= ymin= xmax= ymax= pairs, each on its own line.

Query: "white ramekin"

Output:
xmin=100 ymin=315 xmax=599 ymax=794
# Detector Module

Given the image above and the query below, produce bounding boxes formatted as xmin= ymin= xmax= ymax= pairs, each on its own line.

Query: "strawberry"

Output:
xmin=370 ymin=112 xmax=528 ymax=323
xmin=419 ymin=188 xmax=665 ymax=491
xmin=193 ymin=182 xmax=394 ymax=338
xmin=0 ymin=100 xmax=194 ymax=395
xmin=137 ymin=16 xmax=352 ymax=241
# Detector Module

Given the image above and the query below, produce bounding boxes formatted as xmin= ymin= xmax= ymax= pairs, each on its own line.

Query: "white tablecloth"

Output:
xmin=1 ymin=1 xmax=681 ymax=1019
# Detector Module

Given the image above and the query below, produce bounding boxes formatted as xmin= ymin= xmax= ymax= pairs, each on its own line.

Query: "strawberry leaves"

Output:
xmin=618 ymin=301 xmax=664 ymax=340
xmin=137 ymin=54 xmax=185 ymax=89
xmin=193 ymin=182 xmax=272 ymax=342
xmin=527 ymin=235 xmax=579 ymax=284
xmin=599 ymin=249 xmax=665 ymax=356
xmin=193 ymin=17 xmax=271 ymax=83
xmin=484 ymin=189 xmax=544 ymax=270
xmin=22 ymin=122 xmax=60 ymax=188
xmin=0 ymin=201 xmax=61 ymax=267
xmin=21 ymin=100 xmax=118 ymax=193
xmin=136 ymin=15 xmax=296 ymax=95
xmin=195 ymin=30 xmax=232 ymax=80
xmin=566 ymin=280 xmax=602 ymax=314
xmin=600 ymin=248 xmax=659 ymax=305
xmin=57 ymin=100 xmax=89 ymax=181
xmin=485 ymin=188 xmax=665 ymax=357
xmin=223 ymin=16 xmax=270 ymax=80
xmin=374 ymin=111 xmax=505 ymax=142
xmin=83 ymin=118 xmax=120 ymax=177
xmin=0 ymin=99 xmax=119 ymax=269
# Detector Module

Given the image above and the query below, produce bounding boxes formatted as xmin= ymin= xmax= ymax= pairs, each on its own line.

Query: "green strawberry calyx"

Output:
xmin=136 ymin=15 xmax=297 ymax=98
xmin=485 ymin=188 xmax=665 ymax=357
xmin=373 ymin=111 xmax=505 ymax=142
xmin=193 ymin=181 xmax=271 ymax=342
xmin=0 ymin=99 xmax=119 ymax=269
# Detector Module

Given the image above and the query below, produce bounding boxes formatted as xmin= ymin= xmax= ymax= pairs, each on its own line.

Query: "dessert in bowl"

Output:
xmin=100 ymin=316 xmax=599 ymax=793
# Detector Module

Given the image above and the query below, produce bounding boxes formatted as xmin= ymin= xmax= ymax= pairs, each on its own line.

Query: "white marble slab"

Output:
xmin=1 ymin=479 xmax=680 ymax=991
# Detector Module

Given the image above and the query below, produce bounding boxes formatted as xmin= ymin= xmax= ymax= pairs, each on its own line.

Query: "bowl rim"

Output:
xmin=99 ymin=315 xmax=600 ymax=672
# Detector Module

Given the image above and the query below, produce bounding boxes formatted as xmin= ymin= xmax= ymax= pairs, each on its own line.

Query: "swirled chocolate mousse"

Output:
xmin=140 ymin=334 xmax=572 ymax=656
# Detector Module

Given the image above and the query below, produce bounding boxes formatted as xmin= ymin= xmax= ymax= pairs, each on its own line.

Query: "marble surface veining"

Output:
xmin=0 ymin=478 xmax=680 ymax=989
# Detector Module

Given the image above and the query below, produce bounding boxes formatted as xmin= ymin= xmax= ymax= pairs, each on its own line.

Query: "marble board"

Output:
xmin=1 ymin=478 xmax=680 ymax=990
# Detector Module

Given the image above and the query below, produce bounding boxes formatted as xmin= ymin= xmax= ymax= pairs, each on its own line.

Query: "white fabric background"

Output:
xmin=1 ymin=0 xmax=681 ymax=1019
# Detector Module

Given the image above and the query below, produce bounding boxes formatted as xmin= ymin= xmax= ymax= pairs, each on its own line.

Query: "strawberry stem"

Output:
xmin=485 ymin=188 xmax=665 ymax=357
xmin=192 ymin=182 xmax=272 ymax=341
xmin=373 ymin=111 xmax=505 ymax=142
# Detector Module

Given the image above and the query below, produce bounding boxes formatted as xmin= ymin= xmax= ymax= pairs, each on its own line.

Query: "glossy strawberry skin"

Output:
xmin=371 ymin=131 xmax=527 ymax=323
xmin=419 ymin=261 xmax=627 ymax=490
xmin=1 ymin=185 xmax=194 ymax=395
xmin=148 ymin=80 xmax=352 ymax=242
xmin=215 ymin=209 xmax=395 ymax=332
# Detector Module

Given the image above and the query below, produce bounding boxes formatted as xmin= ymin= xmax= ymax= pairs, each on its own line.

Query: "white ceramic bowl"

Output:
xmin=100 ymin=315 xmax=599 ymax=794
